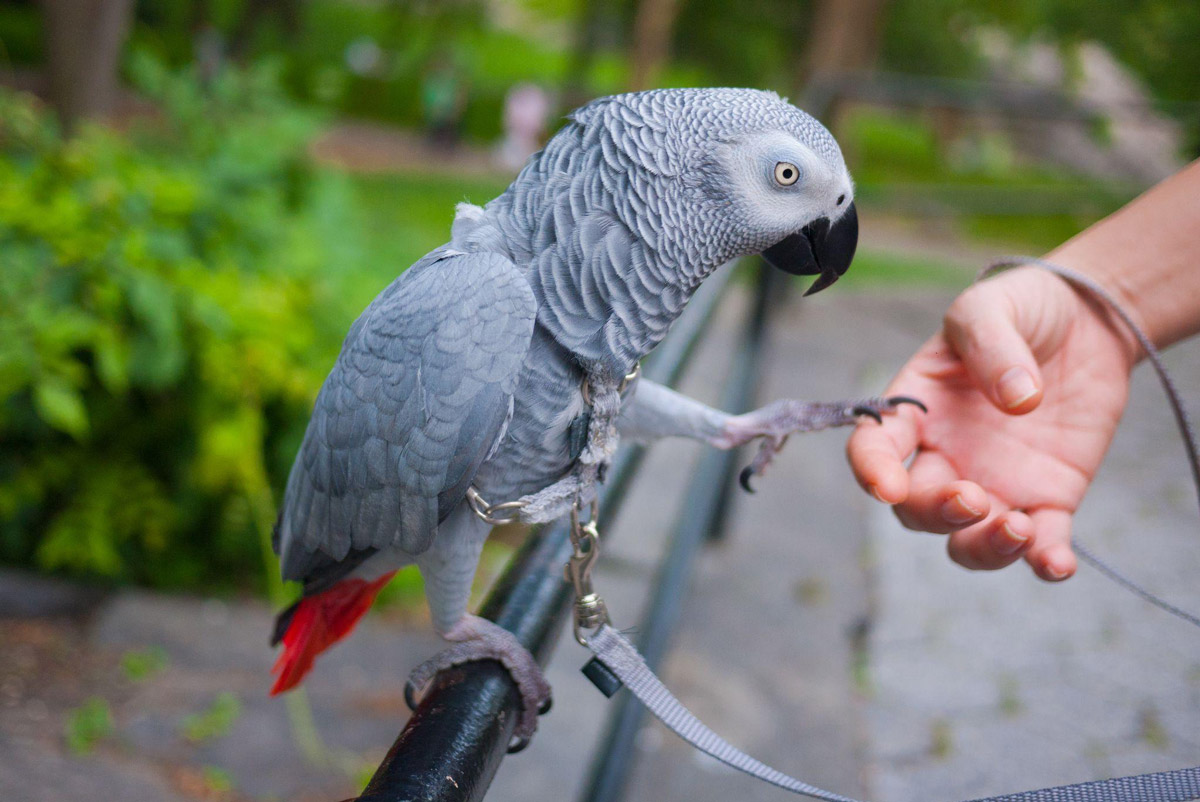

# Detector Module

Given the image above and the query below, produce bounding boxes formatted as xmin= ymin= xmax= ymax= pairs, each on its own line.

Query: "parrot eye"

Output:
xmin=773 ymin=162 xmax=800 ymax=186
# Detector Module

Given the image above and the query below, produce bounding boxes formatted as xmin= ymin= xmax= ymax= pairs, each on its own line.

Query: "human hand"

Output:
xmin=847 ymin=266 xmax=1139 ymax=580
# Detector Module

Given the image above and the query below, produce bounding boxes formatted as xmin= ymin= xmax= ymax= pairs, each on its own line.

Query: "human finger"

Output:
xmin=846 ymin=405 xmax=921 ymax=504
xmin=945 ymin=509 xmax=1035 ymax=570
xmin=891 ymin=453 xmax=989 ymax=534
xmin=943 ymin=284 xmax=1045 ymax=415
xmin=1024 ymin=508 xmax=1076 ymax=581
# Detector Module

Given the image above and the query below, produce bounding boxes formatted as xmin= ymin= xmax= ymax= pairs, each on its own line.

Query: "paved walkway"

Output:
xmin=2 ymin=279 xmax=1197 ymax=802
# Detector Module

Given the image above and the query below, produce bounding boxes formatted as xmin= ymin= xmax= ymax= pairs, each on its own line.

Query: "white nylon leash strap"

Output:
xmin=585 ymin=624 xmax=863 ymax=802
xmin=585 ymin=625 xmax=1200 ymax=802
xmin=961 ymin=772 xmax=1200 ymax=802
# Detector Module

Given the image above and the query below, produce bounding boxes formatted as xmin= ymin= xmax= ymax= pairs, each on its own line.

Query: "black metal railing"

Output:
xmin=348 ymin=261 xmax=776 ymax=802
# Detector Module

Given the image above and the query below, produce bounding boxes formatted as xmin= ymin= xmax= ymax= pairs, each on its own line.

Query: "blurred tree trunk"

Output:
xmin=800 ymin=0 xmax=889 ymax=96
xmin=629 ymin=0 xmax=682 ymax=91
xmin=40 ymin=0 xmax=134 ymax=130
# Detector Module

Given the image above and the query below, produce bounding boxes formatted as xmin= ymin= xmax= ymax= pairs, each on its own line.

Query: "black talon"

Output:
xmin=888 ymin=396 xmax=928 ymax=413
xmin=852 ymin=405 xmax=884 ymax=424
xmin=739 ymin=465 xmax=757 ymax=494
xmin=404 ymin=680 xmax=420 ymax=712
xmin=507 ymin=733 xmax=532 ymax=754
xmin=538 ymin=695 xmax=553 ymax=715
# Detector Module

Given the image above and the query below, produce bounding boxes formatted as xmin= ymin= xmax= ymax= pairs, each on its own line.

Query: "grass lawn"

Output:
xmin=335 ymin=171 xmax=512 ymax=310
xmin=842 ymin=248 xmax=968 ymax=289
xmin=842 ymin=108 xmax=1144 ymax=254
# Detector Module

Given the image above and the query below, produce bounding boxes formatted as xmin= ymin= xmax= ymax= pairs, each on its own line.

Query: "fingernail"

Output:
xmin=941 ymin=494 xmax=982 ymax=525
xmin=871 ymin=485 xmax=892 ymax=504
xmin=991 ymin=522 xmax=1028 ymax=555
xmin=1045 ymin=560 xmax=1072 ymax=581
xmin=997 ymin=367 xmax=1038 ymax=409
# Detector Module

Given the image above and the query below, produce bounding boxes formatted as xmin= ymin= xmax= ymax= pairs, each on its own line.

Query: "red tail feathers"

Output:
xmin=270 ymin=572 xmax=395 ymax=695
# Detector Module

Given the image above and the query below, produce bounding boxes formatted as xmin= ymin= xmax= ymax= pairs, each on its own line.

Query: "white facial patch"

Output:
xmin=718 ymin=131 xmax=852 ymax=238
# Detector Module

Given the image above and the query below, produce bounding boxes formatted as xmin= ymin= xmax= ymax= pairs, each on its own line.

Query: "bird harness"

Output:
xmin=567 ymin=258 xmax=1200 ymax=802
xmin=466 ymin=365 xmax=640 ymax=527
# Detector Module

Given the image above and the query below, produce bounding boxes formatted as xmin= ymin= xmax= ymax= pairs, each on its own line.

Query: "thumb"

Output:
xmin=943 ymin=284 xmax=1045 ymax=414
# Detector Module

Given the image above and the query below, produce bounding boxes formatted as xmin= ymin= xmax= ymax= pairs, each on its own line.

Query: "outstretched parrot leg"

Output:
xmin=726 ymin=395 xmax=926 ymax=491
xmin=405 ymin=614 xmax=552 ymax=748
xmin=617 ymin=381 xmax=926 ymax=491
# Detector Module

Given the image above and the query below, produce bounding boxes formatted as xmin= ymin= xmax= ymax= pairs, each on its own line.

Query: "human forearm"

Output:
xmin=1046 ymin=159 xmax=1200 ymax=356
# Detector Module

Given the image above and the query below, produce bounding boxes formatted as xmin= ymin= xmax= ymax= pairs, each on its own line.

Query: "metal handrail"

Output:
xmin=348 ymin=261 xmax=747 ymax=802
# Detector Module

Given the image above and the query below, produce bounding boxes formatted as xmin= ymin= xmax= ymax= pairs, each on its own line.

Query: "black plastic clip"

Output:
xmin=581 ymin=657 xmax=623 ymax=698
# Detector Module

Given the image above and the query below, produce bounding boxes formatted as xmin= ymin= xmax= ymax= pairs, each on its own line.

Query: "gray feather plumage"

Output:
xmin=275 ymin=88 xmax=848 ymax=608
xmin=275 ymin=248 xmax=535 ymax=580
xmin=482 ymin=87 xmax=842 ymax=376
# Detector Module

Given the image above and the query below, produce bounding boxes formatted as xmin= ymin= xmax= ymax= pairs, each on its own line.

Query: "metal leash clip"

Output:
xmin=465 ymin=486 xmax=527 ymax=526
xmin=581 ymin=363 xmax=641 ymax=406
xmin=565 ymin=498 xmax=609 ymax=646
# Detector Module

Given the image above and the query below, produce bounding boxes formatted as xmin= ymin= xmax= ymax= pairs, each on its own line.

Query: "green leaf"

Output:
xmin=180 ymin=692 xmax=241 ymax=743
xmin=64 ymin=697 xmax=113 ymax=755
xmin=120 ymin=647 xmax=169 ymax=682
xmin=94 ymin=332 xmax=130 ymax=393
xmin=33 ymin=378 xmax=88 ymax=438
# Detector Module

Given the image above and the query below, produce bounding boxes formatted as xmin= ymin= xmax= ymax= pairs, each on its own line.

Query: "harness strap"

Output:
xmin=468 ymin=366 xmax=640 ymax=527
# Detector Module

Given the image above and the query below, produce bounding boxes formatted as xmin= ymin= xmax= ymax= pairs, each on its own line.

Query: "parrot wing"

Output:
xmin=274 ymin=249 xmax=537 ymax=582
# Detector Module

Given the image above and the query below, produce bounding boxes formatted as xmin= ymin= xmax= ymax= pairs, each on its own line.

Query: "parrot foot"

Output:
xmin=732 ymin=395 xmax=925 ymax=492
xmin=404 ymin=614 xmax=552 ymax=750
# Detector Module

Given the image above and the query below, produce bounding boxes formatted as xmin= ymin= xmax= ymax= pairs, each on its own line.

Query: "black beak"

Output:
xmin=760 ymin=202 xmax=858 ymax=296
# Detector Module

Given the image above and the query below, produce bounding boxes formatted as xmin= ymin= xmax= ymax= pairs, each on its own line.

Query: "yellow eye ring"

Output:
xmin=774 ymin=162 xmax=800 ymax=186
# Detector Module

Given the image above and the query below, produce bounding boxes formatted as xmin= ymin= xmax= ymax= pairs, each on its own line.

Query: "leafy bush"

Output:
xmin=0 ymin=56 xmax=365 ymax=592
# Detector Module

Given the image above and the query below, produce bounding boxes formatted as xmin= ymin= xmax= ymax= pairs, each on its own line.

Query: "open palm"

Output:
xmin=847 ymin=267 xmax=1137 ymax=580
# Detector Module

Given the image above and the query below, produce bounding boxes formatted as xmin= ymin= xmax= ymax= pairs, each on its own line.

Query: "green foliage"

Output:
xmin=127 ymin=0 xmax=608 ymax=142
xmin=64 ymin=697 xmax=114 ymax=755
xmin=202 ymin=765 xmax=236 ymax=794
xmin=840 ymin=249 xmax=968 ymax=289
xmin=875 ymin=1 xmax=1200 ymax=154
xmin=673 ymin=0 xmax=812 ymax=93
xmin=841 ymin=108 xmax=1140 ymax=251
xmin=120 ymin=646 xmax=170 ymax=681
xmin=181 ymin=691 xmax=242 ymax=743
xmin=0 ymin=3 xmax=41 ymax=66
xmin=344 ymin=172 xmax=508 ymax=304
xmin=880 ymin=1 xmax=985 ymax=80
xmin=0 ymin=56 xmax=366 ymax=591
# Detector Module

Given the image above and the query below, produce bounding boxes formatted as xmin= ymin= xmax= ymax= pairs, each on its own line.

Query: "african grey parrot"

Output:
xmin=269 ymin=87 xmax=920 ymax=742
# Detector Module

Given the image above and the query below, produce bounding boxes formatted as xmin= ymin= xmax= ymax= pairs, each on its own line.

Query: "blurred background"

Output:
xmin=0 ymin=2 xmax=1197 ymax=801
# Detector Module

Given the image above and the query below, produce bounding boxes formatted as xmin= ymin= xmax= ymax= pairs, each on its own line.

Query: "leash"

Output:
xmin=569 ymin=257 xmax=1200 ymax=801
xmin=981 ymin=257 xmax=1200 ymax=634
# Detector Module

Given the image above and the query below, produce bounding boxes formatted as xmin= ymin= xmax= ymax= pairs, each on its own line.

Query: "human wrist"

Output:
xmin=1043 ymin=161 xmax=1200 ymax=359
xmin=1041 ymin=243 xmax=1151 ymax=370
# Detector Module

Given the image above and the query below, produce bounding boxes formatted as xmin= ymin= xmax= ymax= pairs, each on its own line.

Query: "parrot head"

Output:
xmin=687 ymin=91 xmax=857 ymax=295
xmin=722 ymin=129 xmax=858 ymax=296
xmin=568 ymin=88 xmax=858 ymax=296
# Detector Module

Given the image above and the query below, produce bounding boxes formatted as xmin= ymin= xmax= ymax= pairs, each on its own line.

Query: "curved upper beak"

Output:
xmin=760 ymin=202 xmax=858 ymax=296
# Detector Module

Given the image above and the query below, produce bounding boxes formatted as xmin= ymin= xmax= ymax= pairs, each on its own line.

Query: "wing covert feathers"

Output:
xmin=274 ymin=251 xmax=536 ymax=581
